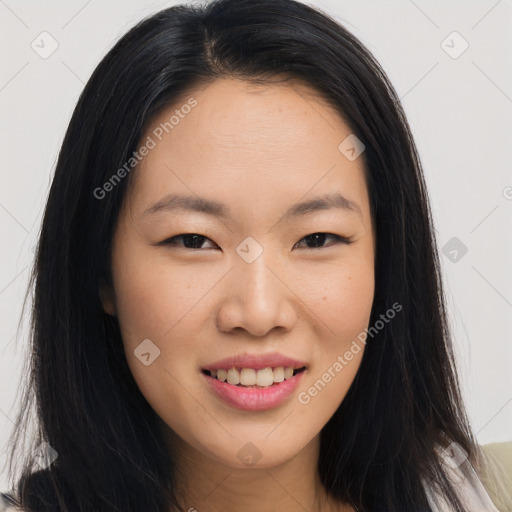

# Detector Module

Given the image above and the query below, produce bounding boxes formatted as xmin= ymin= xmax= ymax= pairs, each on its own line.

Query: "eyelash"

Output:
xmin=158 ymin=232 xmax=353 ymax=251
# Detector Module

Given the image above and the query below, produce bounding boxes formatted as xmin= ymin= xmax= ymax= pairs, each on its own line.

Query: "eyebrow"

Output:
xmin=142 ymin=192 xmax=361 ymax=220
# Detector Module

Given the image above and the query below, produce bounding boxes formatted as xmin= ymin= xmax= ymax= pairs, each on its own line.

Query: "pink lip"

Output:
xmin=201 ymin=352 xmax=307 ymax=372
xmin=203 ymin=370 xmax=306 ymax=411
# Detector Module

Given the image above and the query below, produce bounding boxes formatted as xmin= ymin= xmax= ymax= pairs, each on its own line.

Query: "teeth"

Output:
xmin=273 ymin=366 xmax=285 ymax=383
xmin=240 ymin=368 xmax=256 ymax=386
xmin=208 ymin=366 xmax=303 ymax=387
xmin=256 ymin=367 xmax=274 ymax=386
xmin=227 ymin=367 xmax=240 ymax=385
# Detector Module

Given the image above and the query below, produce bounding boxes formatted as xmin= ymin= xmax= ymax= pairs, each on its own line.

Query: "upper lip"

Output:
xmin=202 ymin=352 xmax=307 ymax=371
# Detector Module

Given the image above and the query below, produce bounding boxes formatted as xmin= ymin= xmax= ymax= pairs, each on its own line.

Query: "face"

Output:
xmin=103 ymin=78 xmax=375 ymax=470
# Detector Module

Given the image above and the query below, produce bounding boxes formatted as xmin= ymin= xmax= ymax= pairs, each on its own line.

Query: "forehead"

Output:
xmin=126 ymin=78 xmax=370 ymax=223
xmin=159 ymin=77 xmax=350 ymax=146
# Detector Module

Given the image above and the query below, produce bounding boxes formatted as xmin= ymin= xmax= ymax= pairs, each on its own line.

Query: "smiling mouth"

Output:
xmin=201 ymin=366 xmax=307 ymax=388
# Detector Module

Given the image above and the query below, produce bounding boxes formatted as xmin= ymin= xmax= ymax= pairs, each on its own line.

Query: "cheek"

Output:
xmin=111 ymin=243 xmax=192 ymax=341
xmin=326 ymin=271 xmax=373 ymax=322
xmin=295 ymin=274 xmax=371 ymax=425
xmin=110 ymin=240 xmax=214 ymax=391
xmin=110 ymin=247 xmax=201 ymax=421
xmin=293 ymin=253 xmax=375 ymax=344
xmin=295 ymin=251 xmax=374 ymax=406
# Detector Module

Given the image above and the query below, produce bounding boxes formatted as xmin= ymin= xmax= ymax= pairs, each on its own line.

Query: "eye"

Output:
xmin=158 ymin=234 xmax=218 ymax=250
xmin=293 ymin=233 xmax=352 ymax=250
xmin=158 ymin=232 xmax=352 ymax=250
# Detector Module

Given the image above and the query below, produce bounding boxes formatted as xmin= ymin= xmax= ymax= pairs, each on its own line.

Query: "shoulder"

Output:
xmin=423 ymin=442 xmax=504 ymax=512
xmin=479 ymin=441 xmax=512 ymax=511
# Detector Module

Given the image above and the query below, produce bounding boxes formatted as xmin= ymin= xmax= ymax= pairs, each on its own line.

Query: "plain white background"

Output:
xmin=1 ymin=0 xmax=511 ymax=491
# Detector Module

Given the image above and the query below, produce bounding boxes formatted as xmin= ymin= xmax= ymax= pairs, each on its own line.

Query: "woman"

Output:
xmin=2 ymin=0 xmax=509 ymax=510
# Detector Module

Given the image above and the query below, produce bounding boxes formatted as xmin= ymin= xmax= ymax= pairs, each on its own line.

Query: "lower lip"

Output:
xmin=202 ymin=371 xmax=306 ymax=411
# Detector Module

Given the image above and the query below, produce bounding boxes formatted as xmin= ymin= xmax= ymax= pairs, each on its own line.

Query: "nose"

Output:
xmin=216 ymin=254 xmax=298 ymax=337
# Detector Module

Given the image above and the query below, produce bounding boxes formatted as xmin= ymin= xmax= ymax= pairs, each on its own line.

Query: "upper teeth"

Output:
xmin=210 ymin=367 xmax=297 ymax=387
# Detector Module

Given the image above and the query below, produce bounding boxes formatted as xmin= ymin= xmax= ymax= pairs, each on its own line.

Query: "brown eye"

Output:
xmin=159 ymin=234 xmax=219 ymax=250
xmin=294 ymin=233 xmax=352 ymax=250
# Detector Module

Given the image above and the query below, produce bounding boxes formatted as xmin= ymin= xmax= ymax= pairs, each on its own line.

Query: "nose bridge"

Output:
xmin=236 ymin=241 xmax=282 ymax=310
xmin=217 ymin=238 xmax=296 ymax=336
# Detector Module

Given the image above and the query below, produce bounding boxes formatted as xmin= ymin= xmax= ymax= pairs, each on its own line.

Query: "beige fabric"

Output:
xmin=424 ymin=455 xmax=499 ymax=511
xmin=423 ymin=441 xmax=512 ymax=512
xmin=479 ymin=442 xmax=512 ymax=512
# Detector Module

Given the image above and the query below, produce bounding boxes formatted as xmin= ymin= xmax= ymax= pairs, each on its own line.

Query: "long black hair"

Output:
xmin=4 ymin=0 xmax=490 ymax=510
